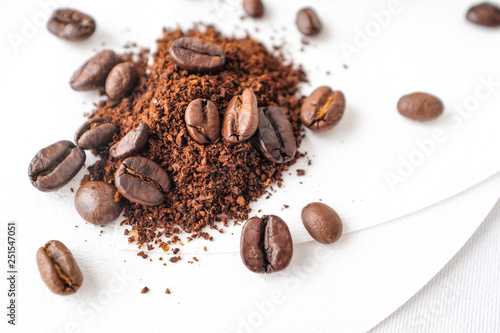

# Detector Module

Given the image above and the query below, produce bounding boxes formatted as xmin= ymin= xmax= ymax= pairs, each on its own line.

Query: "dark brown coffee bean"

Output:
xmin=222 ymin=89 xmax=259 ymax=143
xmin=110 ymin=123 xmax=149 ymax=159
xmin=28 ymin=140 xmax=86 ymax=192
xmin=243 ymin=0 xmax=264 ymax=18
xmin=185 ymin=99 xmax=220 ymax=144
xmin=75 ymin=181 xmax=123 ymax=226
xmin=296 ymin=8 xmax=321 ymax=36
xmin=115 ymin=156 xmax=172 ymax=206
xmin=105 ymin=62 xmax=138 ymax=101
xmin=301 ymin=86 xmax=345 ymax=132
xmin=75 ymin=118 xmax=118 ymax=149
xmin=36 ymin=240 xmax=83 ymax=295
xmin=397 ymin=92 xmax=443 ymax=121
xmin=466 ymin=3 xmax=500 ymax=27
xmin=301 ymin=202 xmax=343 ymax=244
xmin=170 ymin=37 xmax=226 ymax=73
xmin=70 ymin=50 xmax=120 ymax=91
xmin=255 ymin=106 xmax=296 ymax=164
xmin=47 ymin=9 xmax=96 ymax=41
xmin=240 ymin=215 xmax=293 ymax=274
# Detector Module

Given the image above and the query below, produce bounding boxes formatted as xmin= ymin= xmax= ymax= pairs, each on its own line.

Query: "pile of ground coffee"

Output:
xmin=88 ymin=25 xmax=306 ymax=248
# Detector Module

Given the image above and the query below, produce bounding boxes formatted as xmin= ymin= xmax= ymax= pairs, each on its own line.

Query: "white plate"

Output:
xmin=1 ymin=0 xmax=499 ymax=331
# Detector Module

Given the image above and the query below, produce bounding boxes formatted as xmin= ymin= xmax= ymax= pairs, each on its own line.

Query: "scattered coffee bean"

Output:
xmin=115 ymin=156 xmax=172 ymax=206
xmin=74 ymin=181 xmax=123 ymax=226
xmin=301 ymin=202 xmax=343 ymax=244
xmin=397 ymin=92 xmax=443 ymax=121
xmin=466 ymin=2 xmax=500 ymax=27
xmin=36 ymin=240 xmax=83 ymax=295
xmin=70 ymin=50 xmax=120 ymax=91
xmin=110 ymin=123 xmax=149 ymax=159
xmin=296 ymin=8 xmax=322 ymax=36
xmin=301 ymin=86 xmax=345 ymax=132
xmin=243 ymin=0 xmax=264 ymax=18
xmin=105 ymin=62 xmax=138 ymax=101
xmin=169 ymin=37 xmax=226 ymax=73
xmin=185 ymin=99 xmax=220 ymax=144
xmin=255 ymin=106 xmax=296 ymax=164
xmin=222 ymin=88 xmax=259 ymax=143
xmin=47 ymin=9 xmax=96 ymax=41
xmin=74 ymin=118 xmax=118 ymax=149
xmin=240 ymin=215 xmax=293 ymax=274
xmin=28 ymin=140 xmax=86 ymax=192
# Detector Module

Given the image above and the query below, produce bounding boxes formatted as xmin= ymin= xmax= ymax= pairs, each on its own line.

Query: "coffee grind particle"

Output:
xmin=141 ymin=286 xmax=149 ymax=294
xmin=137 ymin=251 xmax=148 ymax=259
xmin=87 ymin=26 xmax=306 ymax=248
xmin=169 ymin=256 xmax=181 ymax=263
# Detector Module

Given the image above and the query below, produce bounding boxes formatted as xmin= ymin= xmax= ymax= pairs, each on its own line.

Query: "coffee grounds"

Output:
xmin=88 ymin=25 xmax=307 ymax=249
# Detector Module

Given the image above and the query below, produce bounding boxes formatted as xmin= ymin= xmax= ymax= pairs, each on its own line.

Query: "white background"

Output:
xmin=0 ymin=0 xmax=499 ymax=332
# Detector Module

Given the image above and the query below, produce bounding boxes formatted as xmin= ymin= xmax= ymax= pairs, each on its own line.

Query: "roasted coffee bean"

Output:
xmin=301 ymin=202 xmax=343 ymax=244
xmin=105 ymin=62 xmax=138 ymax=101
xmin=110 ymin=123 xmax=149 ymax=159
xmin=28 ymin=140 xmax=86 ymax=192
xmin=301 ymin=86 xmax=345 ymax=132
xmin=296 ymin=8 xmax=321 ymax=36
xmin=466 ymin=3 xmax=500 ymax=27
xmin=185 ymin=99 xmax=220 ymax=144
xmin=115 ymin=156 xmax=172 ymax=206
xmin=75 ymin=118 xmax=118 ymax=149
xmin=47 ymin=9 xmax=96 ymax=41
xmin=222 ymin=89 xmax=259 ymax=143
xmin=255 ymin=106 xmax=296 ymax=164
xmin=170 ymin=37 xmax=226 ymax=73
xmin=70 ymin=50 xmax=120 ymax=91
xmin=240 ymin=215 xmax=293 ymax=274
xmin=243 ymin=0 xmax=264 ymax=18
xmin=75 ymin=181 xmax=123 ymax=226
xmin=36 ymin=240 xmax=83 ymax=295
xmin=397 ymin=92 xmax=443 ymax=121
